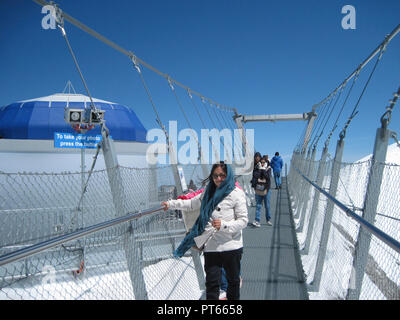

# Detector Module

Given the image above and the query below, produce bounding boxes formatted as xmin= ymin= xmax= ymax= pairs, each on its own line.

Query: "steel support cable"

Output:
xmin=57 ymin=25 xmax=95 ymax=110
xmin=211 ymin=104 xmax=226 ymax=130
xmin=201 ymin=99 xmax=226 ymax=150
xmin=68 ymin=142 xmax=102 ymax=229
xmin=166 ymin=77 xmax=203 ymax=161
xmin=316 ymin=90 xmax=342 ymax=140
xmin=187 ymin=91 xmax=220 ymax=161
xmin=305 ymin=101 xmax=326 ymax=149
xmin=201 ymin=98 xmax=218 ymax=130
xmin=220 ymin=109 xmax=243 ymax=160
xmin=380 ymin=86 xmax=400 ymax=128
xmin=308 ymin=99 xmax=330 ymax=147
xmin=313 ymin=25 xmax=400 ymax=111
xmin=294 ymin=117 xmax=311 ymax=153
xmin=380 ymin=86 xmax=400 ymax=154
xmin=167 ymin=78 xmax=199 ymax=139
xmin=325 ymin=72 xmax=360 ymax=147
xmin=316 ymin=85 xmax=346 ymax=148
xmin=200 ymin=98 xmax=236 ymax=163
xmin=210 ymin=105 xmax=233 ymax=159
xmin=54 ymin=20 xmax=108 ymax=230
xmin=217 ymin=108 xmax=238 ymax=162
xmin=187 ymin=90 xmax=207 ymax=128
xmin=309 ymin=97 xmax=335 ymax=151
xmin=212 ymin=105 xmax=234 ymax=155
xmin=326 ymin=153 xmax=359 ymax=213
xmin=131 ymin=57 xmax=165 ymax=132
xmin=312 ymin=91 xmax=341 ymax=150
xmin=32 ymin=0 xmax=237 ymax=115
xmin=340 ymin=46 xmax=387 ymax=139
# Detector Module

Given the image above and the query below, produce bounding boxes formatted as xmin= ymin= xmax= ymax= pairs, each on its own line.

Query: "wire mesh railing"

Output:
xmin=0 ymin=164 xmax=210 ymax=300
xmin=288 ymin=152 xmax=400 ymax=300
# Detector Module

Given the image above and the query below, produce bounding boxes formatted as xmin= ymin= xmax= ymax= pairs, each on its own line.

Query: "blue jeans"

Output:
xmin=273 ymin=171 xmax=281 ymax=188
xmin=220 ymin=268 xmax=228 ymax=292
xmin=255 ymin=191 xmax=271 ymax=222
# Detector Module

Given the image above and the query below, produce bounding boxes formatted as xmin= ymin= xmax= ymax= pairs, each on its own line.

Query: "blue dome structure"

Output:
xmin=0 ymin=93 xmax=147 ymax=142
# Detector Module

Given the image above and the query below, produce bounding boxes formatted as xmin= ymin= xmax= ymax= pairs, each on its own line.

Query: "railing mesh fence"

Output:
xmin=0 ymin=164 xmax=209 ymax=300
xmin=288 ymin=152 xmax=400 ymax=300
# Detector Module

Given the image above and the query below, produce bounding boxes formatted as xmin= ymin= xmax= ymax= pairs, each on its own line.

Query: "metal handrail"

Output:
xmin=0 ymin=206 xmax=164 ymax=267
xmin=293 ymin=166 xmax=400 ymax=254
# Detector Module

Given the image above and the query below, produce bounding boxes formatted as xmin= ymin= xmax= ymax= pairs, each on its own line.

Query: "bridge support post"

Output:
xmin=302 ymin=145 xmax=329 ymax=254
xmin=294 ymin=151 xmax=308 ymax=219
xmin=310 ymin=136 xmax=345 ymax=291
xmin=294 ymin=149 xmax=310 ymax=221
xmin=168 ymin=141 xmax=206 ymax=295
xmin=297 ymin=146 xmax=317 ymax=232
xmin=148 ymin=163 xmax=158 ymax=207
xmin=288 ymin=151 xmax=303 ymax=216
xmin=100 ymin=126 xmax=148 ymax=299
xmin=346 ymin=126 xmax=390 ymax=300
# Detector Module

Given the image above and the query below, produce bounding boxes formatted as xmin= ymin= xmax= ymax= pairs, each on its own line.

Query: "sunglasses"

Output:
xmin=212 ymin=174 xmax=227 ymax=180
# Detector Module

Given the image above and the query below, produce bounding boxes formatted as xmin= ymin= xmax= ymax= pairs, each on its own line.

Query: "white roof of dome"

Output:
xmin=18 ymin=93 xmax=116 ymax=104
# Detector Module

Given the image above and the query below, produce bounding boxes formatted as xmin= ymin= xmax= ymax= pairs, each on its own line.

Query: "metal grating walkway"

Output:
xmin=240 ymin=177 xmax=309 ymax=300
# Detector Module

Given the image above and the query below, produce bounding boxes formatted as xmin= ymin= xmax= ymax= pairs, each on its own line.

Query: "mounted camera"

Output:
xmin=65 ymin=108 xmax=84 ymax=124
xmin=86 ymin=108 xmax=105 ymax=124
xmin=64 ymin=108 xmax=105 ymax=125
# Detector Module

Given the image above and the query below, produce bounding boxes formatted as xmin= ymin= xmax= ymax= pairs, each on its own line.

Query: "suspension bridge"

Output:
xmin=0 ymin=1 xmax=399 ymax=300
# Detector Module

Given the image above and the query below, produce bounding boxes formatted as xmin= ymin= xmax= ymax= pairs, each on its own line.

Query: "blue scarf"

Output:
xmin=173 ymin=164 xmax=236 ymax=258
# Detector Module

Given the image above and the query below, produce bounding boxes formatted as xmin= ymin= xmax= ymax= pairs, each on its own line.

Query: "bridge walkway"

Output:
xmin=240 ymin=177 xmax=309 ymax=300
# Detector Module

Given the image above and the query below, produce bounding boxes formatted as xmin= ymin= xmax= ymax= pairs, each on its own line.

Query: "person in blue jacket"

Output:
xmin=270 ymin=152 xmax=283 ymax=189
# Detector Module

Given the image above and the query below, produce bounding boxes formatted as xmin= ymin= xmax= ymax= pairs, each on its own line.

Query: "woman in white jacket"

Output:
xmin=162 ymin=162 xmax=248 ymax=300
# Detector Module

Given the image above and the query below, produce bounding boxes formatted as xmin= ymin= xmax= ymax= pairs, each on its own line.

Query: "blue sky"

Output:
xmin=1 ymin=0 xmax=399 ymax=165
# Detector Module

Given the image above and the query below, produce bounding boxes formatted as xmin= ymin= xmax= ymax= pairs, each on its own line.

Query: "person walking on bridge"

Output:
xmin=251 ymin=155 xmax=272 ymax=227
xmin=162 ymin=162 xmax=248 ymax=300
xmin=271 ymin=152 xmax=283 ymax=189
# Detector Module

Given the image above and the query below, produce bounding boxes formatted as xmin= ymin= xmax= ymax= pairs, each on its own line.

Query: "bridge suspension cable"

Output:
xmin=34 ymin=0 xmax=242 ymax=171
xmin=324 ymin=71 xmax=360 ymax=148
xmin=312 ymin=86 xmax=346 ymax=151
xmin=307 ymin=97 xmax=333 ymax=151
xmin=339 ymin=45 xmax=387 ymax=140
xmin=296 ymin=25 xmax=400 ymax=153
xmin=314 ymin=25 xmax=399 ymax=111
xmin=32 ymin=0 xmax=236 ymax=115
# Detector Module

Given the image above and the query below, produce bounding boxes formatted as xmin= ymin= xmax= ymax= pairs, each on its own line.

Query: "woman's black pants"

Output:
xmin=204 ymin=248 xmax=243 ymax=300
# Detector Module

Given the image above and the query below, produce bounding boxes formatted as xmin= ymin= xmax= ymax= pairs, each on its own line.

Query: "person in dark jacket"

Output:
xmin=251 ymin=156 xmax=272 ymax=227
xmin=270 ymin=152 xmax=283 ymax=189
xmin=253 ymin=152 xmax=262 ymax=170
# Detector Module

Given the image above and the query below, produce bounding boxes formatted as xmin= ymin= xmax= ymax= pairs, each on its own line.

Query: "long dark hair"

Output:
xmin=200 ymin=162 xmax=228 ymax=199
xmin=201 ymin=161 xmax=228 ymax=187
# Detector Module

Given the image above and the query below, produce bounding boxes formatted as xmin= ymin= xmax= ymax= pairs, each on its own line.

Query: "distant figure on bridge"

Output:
xmin=251 ymin=155 xmax=272 ymax=227
xmin=162 ymin=162 xmax=248 ymax=300
xmin=271 ymin=152 xmax=283 ymax=189
xmin=264 ymin=154 xmax=270 ymax=167
xmin=253 ymin=152 xmax=262 ymax=170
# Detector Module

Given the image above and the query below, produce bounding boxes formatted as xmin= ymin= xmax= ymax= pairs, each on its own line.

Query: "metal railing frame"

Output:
xmin=0 ymin=206 xmax=166 ymax=267
xmin=293 ymin=166 xmax=400 ymax=255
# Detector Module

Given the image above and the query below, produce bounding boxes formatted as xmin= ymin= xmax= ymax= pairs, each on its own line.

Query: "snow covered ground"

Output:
xmin=0 ymin=254 xmax=203 ymax=300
